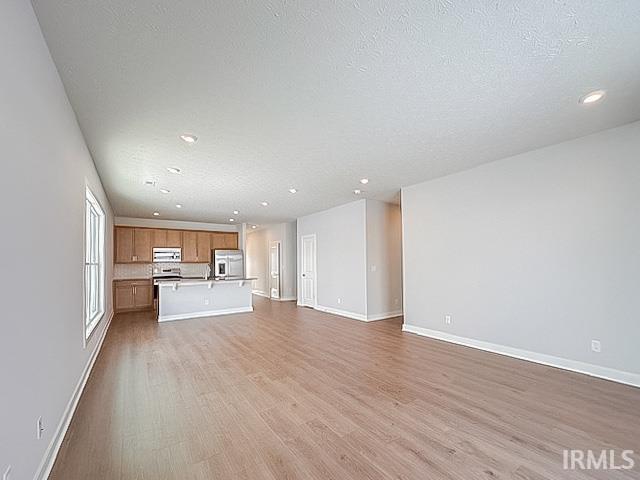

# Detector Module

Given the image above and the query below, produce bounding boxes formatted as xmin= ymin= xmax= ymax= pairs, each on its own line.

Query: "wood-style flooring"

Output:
xmin=50 ymin=297 xmax=640 ymax=479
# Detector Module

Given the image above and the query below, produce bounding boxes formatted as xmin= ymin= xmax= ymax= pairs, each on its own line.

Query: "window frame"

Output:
xmin=84 ymin=186 xmax=106 ymax=343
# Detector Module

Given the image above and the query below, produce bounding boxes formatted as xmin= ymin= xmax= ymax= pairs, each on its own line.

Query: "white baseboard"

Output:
xmin=274 ymin=296 xmax=297 ymax=302
xmin=402 ymin=324 xmax=640 ymax=388
xmin=366 ymin=310 xmax=404 ymax=321
xmin=35 ymin=311 xmax=114 ymax=480
xmin=158 ymin=306 xmax=253 ymax=322
xmin=254 ymin=290 xmax=296 ymax=302
xmin=315 ymin=304 xmax=367 ymax=321
xmin=254 ymin=291 xmax=296 ymax=302
xmin=313 ymin=305 xmax=403 ymax=322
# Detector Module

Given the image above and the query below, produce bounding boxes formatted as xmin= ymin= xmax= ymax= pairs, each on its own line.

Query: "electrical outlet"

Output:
xmin=337 ymin=297 xmax=342 ymax=305
xmin=394 ymin=298 xmax=399 ymax=305
xmin=3 ymin=465 xmax=11 ymax=480
xmin=36 ymin=416 xmax=44 ymax=439
xmin=444 ymin=314 xmax=452 ymax=325
xmin=591 ymin=340 xmax=601 ymax=353
xmin=370 ymin=265 xmax=377 ymax=272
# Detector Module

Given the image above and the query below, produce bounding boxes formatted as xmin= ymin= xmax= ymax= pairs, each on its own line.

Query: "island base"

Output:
xmin=157 ymin=279 xmax=254 ymax=322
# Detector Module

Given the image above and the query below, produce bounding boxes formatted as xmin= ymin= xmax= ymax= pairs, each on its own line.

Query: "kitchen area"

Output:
xmin=113 ymin=225 xmax=256 ymax=321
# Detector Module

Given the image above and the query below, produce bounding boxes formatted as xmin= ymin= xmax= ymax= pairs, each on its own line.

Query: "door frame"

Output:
xmin=269 ymin=240 xmax=281 ymax=299
xmin=300 ymin=234 xmax=317 ymax=308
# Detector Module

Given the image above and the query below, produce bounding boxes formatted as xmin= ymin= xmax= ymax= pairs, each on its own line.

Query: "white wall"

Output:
xmin=297 ymin=200 xmax=368 ymax=316
xmin=246 ymin=228 xmax=269 ymax=294
xmin=281 ymin=221 xmax=297 ymax=300
xmin=402 ymin=121 xmax=640 ymax=385
xmin=0 ymin=1 xmax=114 ymax=478
xmin=297 ymin=199 xmax=403 ymax=321
xmin=246 ymin=222 xmax=297 ymax=300
xmin=366 ymin=200 xmax=403 ymax=318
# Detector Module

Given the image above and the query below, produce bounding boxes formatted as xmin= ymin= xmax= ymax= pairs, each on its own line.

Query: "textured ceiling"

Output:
xmin=32 ymin=0 xmax=640 ymax=225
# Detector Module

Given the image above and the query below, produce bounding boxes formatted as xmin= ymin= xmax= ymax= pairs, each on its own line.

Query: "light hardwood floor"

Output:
xmin=51 ymin=297 xmax=640 ymax=479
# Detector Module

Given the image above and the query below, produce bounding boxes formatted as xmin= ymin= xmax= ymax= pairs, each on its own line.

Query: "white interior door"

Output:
xmin=269 ymin=241 xmax=281 ymax=299
xmin=301 ymin=234 xmax=317 ymax=307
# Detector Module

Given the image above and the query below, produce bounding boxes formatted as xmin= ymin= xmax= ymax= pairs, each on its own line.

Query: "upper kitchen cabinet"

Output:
xmin=196 ymin=231 xmax=212 ymax=263
xmin=166 ymin=229 xmax=182 ymax=248
xmin=182 ymin=231 xmax=198 ymax=262
xmin=115 ymin=227 xmax=134 ymax=263
xmin=133 ymin=228 xmax=152 ymax=262
xmin=211 ymin=232 xmax=238 ymax=251
xmin=115 ymin=226 xmax=235 ymax=264
xmin=151 ymin=229 xmax=167 ymax=248
xmin=223 ymin=233 xmax=238 ymax=249
xmin=183 ymin=231 xmax=211 ymax=263
xmin=211 ymin=232 xmax=226 ymax=251
xmin=114 ymin=226 xmax=152 ymax=263
xmin=152 ymin=229 xmax=182 ymax=249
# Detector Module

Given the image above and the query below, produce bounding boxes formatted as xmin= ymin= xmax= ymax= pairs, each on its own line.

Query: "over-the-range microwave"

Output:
xmin=152 ymin=247 xmax=181 ymax=263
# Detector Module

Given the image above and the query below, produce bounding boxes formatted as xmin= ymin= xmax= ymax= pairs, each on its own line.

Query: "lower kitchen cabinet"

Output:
xmin=114 ymin=280 xmax=153 ymax=312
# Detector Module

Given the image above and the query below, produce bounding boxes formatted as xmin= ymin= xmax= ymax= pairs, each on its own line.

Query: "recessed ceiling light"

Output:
xmin=288 ymin=188 xmax=297 ymax=194
xmin=233 ymin=210 xmax=239 ymax=215
xmin=251 ymin=225 xmax=257 ymax=229
xmin=229 ymin=218 xmax=235 ymax=222
xmin=260 ymin=201 xmax=269 ymax=206
xmin=167 ymin=167 xmax=182 ymax=174
xmin=579 ymin=90 xmax=606 ymax=104
xmin=179 ymin=134 xmax=197 ymax=144
xmin=159 ymin=188 xmax=170 ymax=194
xmin=354 ymin=189 xmax=362 ymax=195
xmin=153 ymin=211 xmax=160 ymax=216
xmin=144 ymin=179 xmax=156 ymax=186
xmin=175 ymin=204 xmax=182 ymax=208
xmin=360 ymin=178 xmax=369 ymax=185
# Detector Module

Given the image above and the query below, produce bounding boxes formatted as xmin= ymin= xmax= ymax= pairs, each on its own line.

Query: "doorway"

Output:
xmin=300 ymin=234 xmax=317 ymax=307
xmin=269 ymin=240 xmax=281 ymax=299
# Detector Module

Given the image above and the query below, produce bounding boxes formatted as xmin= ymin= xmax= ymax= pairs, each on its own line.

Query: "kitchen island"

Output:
xmin=155 ymin=277 xmax=256 ymax=322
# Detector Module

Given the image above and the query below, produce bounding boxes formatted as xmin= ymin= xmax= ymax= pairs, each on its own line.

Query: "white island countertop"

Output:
xmin=156 ymin=277 xmax=257 ymax=322
xmin=154 ymin=277 xmax=257 ymax=286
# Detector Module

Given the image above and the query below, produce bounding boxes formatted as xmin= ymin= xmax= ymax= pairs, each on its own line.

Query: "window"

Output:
xmin=84 ymin=187 xmax=105 ymax=340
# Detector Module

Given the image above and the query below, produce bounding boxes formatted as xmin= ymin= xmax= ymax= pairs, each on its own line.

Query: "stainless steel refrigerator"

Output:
xmin=212 ymin=249 xmax=244 ymax=279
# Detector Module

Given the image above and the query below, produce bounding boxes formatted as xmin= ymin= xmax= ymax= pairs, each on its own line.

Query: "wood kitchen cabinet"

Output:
xmin=151 ymin=229 xmax=167 ymax=248
xmin=182 ymin=231 xmax=198 ymax=262
xmin=152 ymin=229 xmax=182 ymax=249
xmin=210 ymin=232 xmax=225 ymax=251
xmin=165 ymin=229 xmax=182 ymax=248
xmin=211 ymin=232 xmax=238 ymax=250
xmin=223 ymin=232 xmax=238 ymax=249
xmin=115 ymin=226 xmax=152 ymax=263
xmin=115 ymin=227 xmax=236 ymax=264
xmin=197 ymin=231 xmax=212 ymax=263
xmin=115 ymin=227 xmax=134 ymax=263
xmin=133 ymin=282 xmax=153 ymax=308
xmin=133 ymin=228 xmax=152 ymax=262
xmin=114 ymin=283 xmax=135 ymax=310
xmin=183 ymin=231 xmax=213 ymax=263
xmin=114 ymin=280 xmax=153 ymax=312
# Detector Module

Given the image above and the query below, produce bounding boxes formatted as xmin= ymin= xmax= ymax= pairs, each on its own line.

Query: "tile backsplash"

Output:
xmin=114 ymin=263 xmax=151 ymax=279
xmin=114 ymin=263 xmax=210 ymax=280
